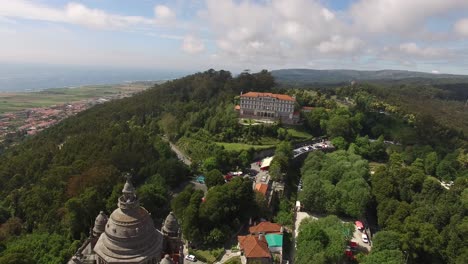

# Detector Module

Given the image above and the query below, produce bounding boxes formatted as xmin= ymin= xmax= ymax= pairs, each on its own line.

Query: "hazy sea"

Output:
xmin=0 ymin=63 xmax=187 ymax=92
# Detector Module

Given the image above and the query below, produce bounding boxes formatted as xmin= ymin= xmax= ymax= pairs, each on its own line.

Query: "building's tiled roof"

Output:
xmin=241 ymin=92 xmax=295 ymax=101
xmin=255 ymin=183 xmax=269 ymax=196
xmin=249 ymin=222 xmax=282 ymax=234
xmin=238 ymin=235 xmax=271 ymax=259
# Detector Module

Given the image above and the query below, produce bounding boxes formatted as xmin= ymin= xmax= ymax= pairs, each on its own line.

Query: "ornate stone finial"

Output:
xmin=118 ymin=173 xmax=139 ymax=210
xmin=122 ymin=173 xmax=135 ymax=194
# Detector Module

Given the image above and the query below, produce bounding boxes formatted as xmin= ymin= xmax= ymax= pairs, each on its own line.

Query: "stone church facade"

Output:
xmin=69 ymin=177 xmax=182 ymax=264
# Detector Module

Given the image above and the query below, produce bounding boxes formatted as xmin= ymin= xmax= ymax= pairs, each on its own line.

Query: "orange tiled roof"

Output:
xmin=249 ymin=222 xmax=282 ymax=234
xmin=255 ymin=183 xmax=269 ymax=196
xmin=238 ymin=235 xmax=271 ymax=259
xmin=241 ymin=92 xmax=295 ymax=101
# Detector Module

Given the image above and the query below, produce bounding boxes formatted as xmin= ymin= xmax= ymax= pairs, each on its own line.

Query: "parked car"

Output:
xmin=261 ymin=176 xmax=267 ymax=182
xmin=361 ymin=233 xmax=369 ymax=243
xmin=185 ymin=254 xmax=197 ymax=262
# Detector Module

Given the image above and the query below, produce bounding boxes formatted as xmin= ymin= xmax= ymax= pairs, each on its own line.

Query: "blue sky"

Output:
xmin=0 ymin=0 xmax=468 ymax=74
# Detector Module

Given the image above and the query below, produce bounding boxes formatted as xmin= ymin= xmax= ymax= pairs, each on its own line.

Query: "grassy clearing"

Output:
xmin=0 ymin=83 xmax=148 ymax=113
xmin=189 ymin=248 xmax=224 ymax=264
xmin=224 ymin=257 xmax=242 ymax=264
xmin=369 ymin=161 xmax=385 ymax=172
xmin=285 ymin=127 xmax=313 ymax=139
xmin=216 ymin=142 xmax=275 ymax=152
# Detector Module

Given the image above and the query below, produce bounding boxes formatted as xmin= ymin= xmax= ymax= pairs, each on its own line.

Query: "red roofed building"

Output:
xmin=238 ymin=235 xmax=272 ymax=264
xmin=240 ymin=92 xmax=297 ymax=124
xmin=249 ymin=222 xmax=283 ymax=235
xmin=255 ymin=183 xmax=269 ymax=196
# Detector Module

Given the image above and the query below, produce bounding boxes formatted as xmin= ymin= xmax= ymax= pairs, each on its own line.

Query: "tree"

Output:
xmin=205 ymin=169 xmax=225 ymax=188
xmin=371 ymin=231 xmax=402 ymax=252
xmin=0 ymin=232 xmax=77 ymax=264
xmin=296 ymin=216 xmax=353 ymax=264
xmin=203 ymin=157 xmax=218 ymax=172
xmin=137 ymin=183 xmax=169 ymax=221
xmin=159 ymin=113 xmax=179 ymax=140
xmin=300 ymin=150 xmax=370 ymax=217
xmin=303 ymin=107 xmax=327 ymax=136
xmin=273 ymin=199 xmax=293 ymax=227
xmin=424 ymin=152 xmax=438 ymax=175
xmin=360 ymin=250 xmax=404 ymax=264
xmin=331 ymin=137 xmax=347 ymax=150
xmin=269 ymin=160 xmax=282 ymax=181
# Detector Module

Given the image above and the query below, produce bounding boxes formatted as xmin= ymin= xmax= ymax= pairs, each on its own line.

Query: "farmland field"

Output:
xmin=0 ymin=83 xmax=150 ymax=113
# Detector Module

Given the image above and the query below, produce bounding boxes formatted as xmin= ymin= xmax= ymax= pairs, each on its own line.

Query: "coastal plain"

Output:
xmin=0 ymin=83 xmax=150 ymax=113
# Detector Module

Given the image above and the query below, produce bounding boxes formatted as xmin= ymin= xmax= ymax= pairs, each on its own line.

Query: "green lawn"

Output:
xmin=216 ymin=142 xmax=275 ymax=151
xmin=189 ymin=248 xmax=224 ymax=264
xmin=286 ymin=127 xmax=313 ymax=139
xmin=224 ymin=257 xmax=242 ymax=264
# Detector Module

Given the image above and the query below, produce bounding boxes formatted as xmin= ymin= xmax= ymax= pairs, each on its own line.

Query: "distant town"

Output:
xmin=0 ymin=90 xmax=141 ymax=145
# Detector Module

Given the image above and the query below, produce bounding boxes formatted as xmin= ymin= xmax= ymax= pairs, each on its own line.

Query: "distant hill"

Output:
xmin=271 ymin=68 xmax=468 ymax=86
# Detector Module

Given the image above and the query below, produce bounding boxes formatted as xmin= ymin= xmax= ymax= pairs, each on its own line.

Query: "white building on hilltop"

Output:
xmin=239 ymin=92 xmax=297 ymax=124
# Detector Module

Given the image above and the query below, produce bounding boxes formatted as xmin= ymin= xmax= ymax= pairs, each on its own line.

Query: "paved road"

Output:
xmin=168 ymin=141 xmax=192 ymax=166
xmin=162 ymin=136 xmax=207 ymax=196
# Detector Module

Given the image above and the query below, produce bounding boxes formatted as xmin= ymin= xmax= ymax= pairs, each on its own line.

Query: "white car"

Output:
xmin=185 ymin=254 xmax=197 ymax=262
xmin=261 ymin=176 xmax=267 ymax=182
xmin=361 ymin=233 xmax=369 ymax=243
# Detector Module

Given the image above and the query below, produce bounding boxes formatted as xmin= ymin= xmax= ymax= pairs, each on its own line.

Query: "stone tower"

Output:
xmin=162 ymin=212 xmax=183 ymax=263
xmin=93 ymin=175 xmax=164 ymax=264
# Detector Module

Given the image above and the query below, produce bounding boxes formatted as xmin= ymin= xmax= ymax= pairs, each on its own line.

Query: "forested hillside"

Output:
xmin=0 ymin=69 xmax=275 ymax=263
xmin=0 ymin=68 xmax=466 ymax=264
xmin=294 ymin=83 xmax=467 ymax=264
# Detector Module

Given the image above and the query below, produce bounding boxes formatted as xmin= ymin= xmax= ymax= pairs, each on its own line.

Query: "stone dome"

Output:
xmin=160 ymin=254 xmax=174 ymax=264
xmin=94 ymin=177 xmax=163 ymax=263
xmin=162 ymin=212 xmax=179 ymax=236
xmin=92 ymin=211 xmax=108 ymax=237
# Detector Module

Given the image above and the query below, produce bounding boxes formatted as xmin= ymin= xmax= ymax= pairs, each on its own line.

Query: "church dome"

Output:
xmin=92 ymin=211 xmax=108 ymax=237
xmin=162 ymin=212 xmax=179 ymax=236
xmin=94 ymin=176 xmax=163 ymax=263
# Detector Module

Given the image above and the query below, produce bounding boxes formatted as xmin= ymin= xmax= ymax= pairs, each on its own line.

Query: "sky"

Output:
xmin=0 ymin=0 xmax=468 ymax=74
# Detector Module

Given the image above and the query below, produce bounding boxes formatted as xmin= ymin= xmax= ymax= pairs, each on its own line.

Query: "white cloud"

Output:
xmin=203 ymin=0 xmax=353 ymax=64
xmin=350 ymin=0 xmax=468 ymax=34
xmin=182 ymin=35 xmax=205 ymax=54
xmin=317 ymin=35 xmax=362 ymax=54
xmin=0 ymin=0 xmax=154 ymax=29
xmin=432 ymin=70 xmax=440 ymax=74
xmin=454 ymin=18 xmax=468 ymax=37
xmin=154 ymin=5 xmax=175 ymax=21
xmin=399 ymin=42 xmax=445 ymax=58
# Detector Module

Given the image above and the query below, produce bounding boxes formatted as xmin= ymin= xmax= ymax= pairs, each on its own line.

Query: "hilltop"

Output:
xmin=271 ymin=68 xmax=468 ymax=86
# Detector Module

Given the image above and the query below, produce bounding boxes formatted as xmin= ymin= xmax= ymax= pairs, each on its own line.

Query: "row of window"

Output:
xmin=241 ymin=105 xmax=293 ymax=112
xmin=241 ymin=99 xmax=293 ymax=106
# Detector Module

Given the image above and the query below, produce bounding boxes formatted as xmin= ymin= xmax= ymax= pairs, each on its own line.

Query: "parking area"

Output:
xmin=352 ymin=226 xmax=372 ymax=253
xmin=293 ymin=140 xmax=333 ymax=158
xmin=250 ymin=160 xmax=270 ymax=184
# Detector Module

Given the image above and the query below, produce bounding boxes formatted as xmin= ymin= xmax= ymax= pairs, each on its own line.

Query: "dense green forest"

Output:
xmin=294 ymin=82 xmax=467 ymax=263
xmin=0 ymin=69 xmax=277 ymax=263
xmin=0 ymin=68 xmax=466 ymax=263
